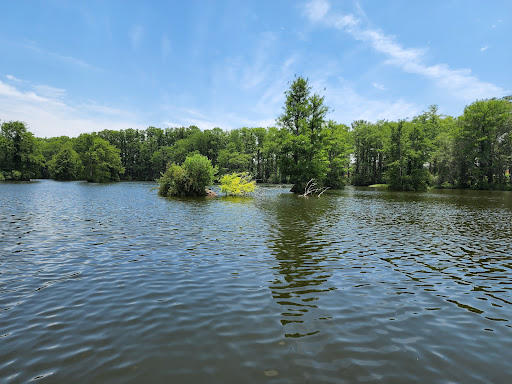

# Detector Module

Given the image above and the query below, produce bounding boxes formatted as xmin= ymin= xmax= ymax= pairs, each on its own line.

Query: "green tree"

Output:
xmin=183 ymin=153 xmax=216 ymax=195
xmin=277 ymin=76 xmax=329 ymax=192
xmin=0 ymin=121 xmax=43 ymax=180
xmin=37 ymin=136 xmax=72 ymax=178
xmin=386 ymin=120 xmax=430 ymax=191
xmin=323 ymin=120 xmax=352 ymax=188
xmin=428 ymin=116 xmax=458 ymax=186
xmin=157 ymin=154 xmax=215 ymax=197
xmin=351 ymin=120 xmax=389 ymax=186
xmin=75 ymin=134 xmax=124 ymax=183
xmin=457 ymin=98 xmax=512 ymax=187
xmin=261 ymin=127 xmax=282 ymax=183
xmin=217 ymin=143 xmax=252 ymax=175
xmin=202 ymin=127 xmax=227 ymax=165
xmin=251 ymin=127 xmax=267 ymax=181
xmin=48 ymin=144 xmax=83 ymax=180
xmin=157 ymin=163 xmax=190 ymax=197
xmin=151 ymin=146 xmax=174 ymax=178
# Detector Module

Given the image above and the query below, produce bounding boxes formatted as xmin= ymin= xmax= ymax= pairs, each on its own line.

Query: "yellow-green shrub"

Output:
xmin=220 ymin=172 xmax=256 ymax=196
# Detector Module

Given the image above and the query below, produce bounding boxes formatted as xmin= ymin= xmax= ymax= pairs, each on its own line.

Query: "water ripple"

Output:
xmin=0 ymin=182 xmax=511 ymax=383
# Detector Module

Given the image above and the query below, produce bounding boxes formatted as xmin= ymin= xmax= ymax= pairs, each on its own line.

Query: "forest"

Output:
xmin=1 ymin=77 xmax=512 ymax=191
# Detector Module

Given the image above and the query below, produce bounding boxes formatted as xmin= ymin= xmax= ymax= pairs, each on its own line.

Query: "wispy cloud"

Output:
xmin=255 ymin=55 xmax=297 ymax=115
xmin=303 ymin=0 xmax=330 ymax=22
xmin=222 ymin=31 xmax=280 ymax=91
xmin=161 ymin=34 xmax=171 ymax=60
xmin=309 ymin=76 xmax=421 ymax=124
xmin=24 ymin=42 xmax=104 ymax=72
xmin=6 ymin=74 xmax=22 ymax=82
xmin=480 ymin=46 xmax=488 ymax=52
xmin=490 ymin=20 xmax=502 ymax=29
xmin=372 ymin=82 xmax=386 ymax=91
xmin=79 ymin=102 xmax=130 ymax=117
xmin=326 ymin=85 xmax=420 ymax=123
xmin=163 ymin=99 xmax=279 ymax=131
xmin=130 ymin=25 xmax=144 ymax=49
xmin=33 ymin=84 xmax=66 ymax=99
xmin=304 ymin=0 xmax=508 ymax=101
xmin=163 ymin=114 xmax=276 ymax=131
xmin=0 ymin=79 xmax=142 ymax=137
xmin=162 ymin=55 xmax=297 ymax=131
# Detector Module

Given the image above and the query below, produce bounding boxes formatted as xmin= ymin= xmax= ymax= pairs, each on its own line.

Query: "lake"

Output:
xmin=1 ymin=180 xmax=511 ymax=383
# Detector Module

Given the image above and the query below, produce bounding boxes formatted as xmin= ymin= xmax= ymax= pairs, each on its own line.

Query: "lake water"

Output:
xmin=1 ymin=180 xmax=511 ymax=383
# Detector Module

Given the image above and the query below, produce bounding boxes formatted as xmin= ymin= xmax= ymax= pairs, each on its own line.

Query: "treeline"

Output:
xmin=351 ymin=98 xmax=512 ymax=190
xmin=1 ymin=77 xmax=511 ymax=190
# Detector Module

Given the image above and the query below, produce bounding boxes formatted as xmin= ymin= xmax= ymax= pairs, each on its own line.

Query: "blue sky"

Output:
xmin=0 ymin=0 xmax=510 ymax=138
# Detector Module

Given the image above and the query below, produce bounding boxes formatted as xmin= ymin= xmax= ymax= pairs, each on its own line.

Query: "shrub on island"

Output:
xmin=157 ymin=154 xmax=215 ymax=197
xmin=220 ymin=172 xmax=256 ymax=196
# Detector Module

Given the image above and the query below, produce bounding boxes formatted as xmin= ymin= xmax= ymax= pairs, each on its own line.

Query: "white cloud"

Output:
xmin=0 ymin=80 xmax=143 ymax=138
xmin=480 ymin=46 xmax=488 ymax=52
xmin=304 ymin=0 xmax=508 ymax=101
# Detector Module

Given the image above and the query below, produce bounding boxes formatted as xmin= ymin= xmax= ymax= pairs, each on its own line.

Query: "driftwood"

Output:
xmin=299 ymin=179 xmax=329 ymax=197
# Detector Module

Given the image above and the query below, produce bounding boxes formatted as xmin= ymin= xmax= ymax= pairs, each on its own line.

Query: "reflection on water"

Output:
xmin=1 ymin=181 xmax=511 ymax=383
xmin=260 ymin=195 xmax=335 ymax=337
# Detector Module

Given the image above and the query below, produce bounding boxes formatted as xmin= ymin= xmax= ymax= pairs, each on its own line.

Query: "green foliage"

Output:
xmin=323 ymin=121 xmax=352 ymax=188
xmin=457 ymin=98 xmax=512 ymax=187
xmin=277 ymin=76 xmax=330 ymax=192
xmin=351 ymin=120 xmax=390 ymax=186
xmin=48 ymin=144 xmax=83 ymax=180
xmin=11 ymin=170 xmax=22 ymax=181
xmin=76 ymin=134 xmax=124 ymax=183
xmin=183 ymin=153 xmax=216 ymax=195
xmin=217 ymin=143 xmax=252 ymax=175
xmin=220 ymin=172 xmax=256 ymax=196
xmin=0 ymin=120 xmax=43 ymax=180
xmin=151 ymin=146 xmax=173 ymax=178
xmin=385 ymin=120 xmax=431 ymax=191
xmin=157 ymin=154 xmax=215 ymax=197
xmin=157 ymin=163 xmax=190 ymax=197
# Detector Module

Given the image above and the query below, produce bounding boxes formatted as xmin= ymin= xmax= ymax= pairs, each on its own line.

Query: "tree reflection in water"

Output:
xmin=259 ymin=193 xmax=337 ymax=338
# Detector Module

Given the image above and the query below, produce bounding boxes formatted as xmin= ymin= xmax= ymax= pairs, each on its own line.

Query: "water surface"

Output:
xmin=1 ymin=181 xmax=511 ymax=383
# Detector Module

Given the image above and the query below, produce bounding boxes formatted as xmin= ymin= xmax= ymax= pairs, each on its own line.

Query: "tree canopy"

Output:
xmin=0 ymin=121 xmax=43 ymax=181
xmin=48 ymin=144 xmax=83 ymax=181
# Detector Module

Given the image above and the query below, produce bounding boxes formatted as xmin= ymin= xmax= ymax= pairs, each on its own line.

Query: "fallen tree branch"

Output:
xmin=299 ymin=179 xmax=329 ymax=197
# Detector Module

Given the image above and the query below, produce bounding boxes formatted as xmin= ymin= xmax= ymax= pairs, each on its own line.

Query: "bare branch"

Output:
xmin=299 ymin=179 xmax=329 ymax=197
